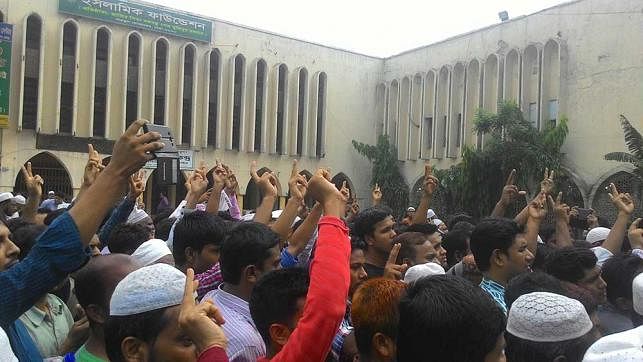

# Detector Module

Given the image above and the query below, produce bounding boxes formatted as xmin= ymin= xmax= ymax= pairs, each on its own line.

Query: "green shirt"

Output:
xmin=75 ymin=344 xmax=107 ymax=362
xmin=18 ymin=293 xmax=73 ymax=358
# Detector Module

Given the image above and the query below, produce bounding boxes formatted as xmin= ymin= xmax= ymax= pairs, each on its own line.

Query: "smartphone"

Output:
xmin=142 ymin=123 xmax=178 ymax=158
xmin=576 ymin=208 xmax=592 ymax=220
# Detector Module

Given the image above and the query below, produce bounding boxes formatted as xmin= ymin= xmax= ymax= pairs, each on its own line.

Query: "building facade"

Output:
xmin=0 ymin=0 xmax=640 ymax=218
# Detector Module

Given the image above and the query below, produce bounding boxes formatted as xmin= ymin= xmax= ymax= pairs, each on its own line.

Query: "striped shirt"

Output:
xmin=480 ymin=277 xmax=507 ymax=314
xmin=201 ymin=285 xmax=266 ymax=362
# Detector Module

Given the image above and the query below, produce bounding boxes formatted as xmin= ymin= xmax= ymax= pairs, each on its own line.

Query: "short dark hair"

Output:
xmin=505 ymin=330 xmax=594 ymax=362
xmin=532 ymin=243 xmax=554 ymax=272
xmin=351 ymin=238 xmax=367 ymax=253
xmin=545 ymin=247 xmax=597 ymax=283
xmin=5 ymin=218 xmax=33 ymax=233
xmin=602 ymin=254 xmax=643 ymax=305
xmin=405 ymin=223 xmax=438 ymax=236
xmin=442 ymin=229 xmax=471 ymax=268
xmin=107 ymin=223 xmax=150 ymax=255
xmin=173 ymin=211 xmax=227 ymax=267
xmin=44 ymin=209 xmax=67 ymax=226
xmin=352 ymin=206 xmax=393 ymax=240
xmin=447 ymin=214 xmax=474 ymax=230
xmin=351 ymin=278 xmax=406 ymax=359
xmin=505 ymin=271 xmax=565 ymax=311
xmin=104 ymin=308 xmax=170 ymax=362
xmin=249 ymin=268 xmax=309 ymax=345
xmin=397 ymin=275 xmax=506 ymax=362
xmin=470 ymin=218 xmax=523 ymax=272
xmin=11 ymin=224 xmax=46 ymax=260
xmin=154 ymin=217 xmax=175 ymax=242
xmin=220 ymin=222 xmax=280 ymax=284
xmin=393 ymin=232 xmax=428 ymax=264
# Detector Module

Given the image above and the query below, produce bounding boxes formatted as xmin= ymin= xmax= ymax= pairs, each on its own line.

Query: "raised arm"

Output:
xmin=412 ymin=164 xmax=439 ymax=225
xmin=251 ymin=161 xmax=279 ymax=225
xmin=491 ymin=169 xmax=527 ymax=218
xmin=602 ymin=183 xmax=635 ymax=255
xmin=97 ymin=171 xmax=144 ymax=246
xmin=549 ymin=192 xmax=573 ymax=248
xmin=286 ymin=203 xmax=323 ymax=257
xmin=206 ymin=161 xmax=226 ymax=214
xmin=70 ymin=119 xmax=163 ymax=245
xmin=371 ymin=183 xmax=382 ymax=207
xmin=525 ymin=192 xmax=547 ymax=255
xmin=270 ymin=168 xmax=350 ymax=362
xmin=271 ymin=160 xmax=308 ymax=241
xmin=20 ymin=162 xmax=43 ymax=223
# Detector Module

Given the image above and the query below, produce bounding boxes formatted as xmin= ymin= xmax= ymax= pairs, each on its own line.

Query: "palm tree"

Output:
xmin=604 ymin=115 xmax=643 ymax=179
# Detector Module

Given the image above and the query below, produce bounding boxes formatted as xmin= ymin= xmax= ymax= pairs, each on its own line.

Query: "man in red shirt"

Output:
xmin=249 ymin=168 xmax=350 ymax=362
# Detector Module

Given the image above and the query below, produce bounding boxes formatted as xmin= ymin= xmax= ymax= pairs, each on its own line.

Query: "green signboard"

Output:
xmin=59 ymin=0 xmax=212 ymax=43
xmin=0 ymin=23 xmax=12 ymax=129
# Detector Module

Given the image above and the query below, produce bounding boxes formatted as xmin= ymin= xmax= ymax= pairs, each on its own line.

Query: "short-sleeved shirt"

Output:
xmin=592 ymin=246 xmax=613 ymax=267
xmin=18 ymin=294 xmax=74 ymax=358
xmin=480 ymin=278 xmax=507 ymax=314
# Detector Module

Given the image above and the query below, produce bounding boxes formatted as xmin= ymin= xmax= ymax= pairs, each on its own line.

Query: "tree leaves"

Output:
xmin=603 ymin=115 xmax=643 ymax=178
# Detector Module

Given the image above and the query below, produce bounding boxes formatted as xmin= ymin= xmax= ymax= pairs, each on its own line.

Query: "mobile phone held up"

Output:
xmin=142 ymin=124 xmax=179 ymax=185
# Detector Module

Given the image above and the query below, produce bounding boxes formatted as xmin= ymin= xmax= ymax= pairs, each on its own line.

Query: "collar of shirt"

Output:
xmin=480 ymin=277 xmax=507 ymax=313
xmin=23 ymin=295 xmax=64 ymax=328
xmin=213 ymin=285 xmax=253 ymax=322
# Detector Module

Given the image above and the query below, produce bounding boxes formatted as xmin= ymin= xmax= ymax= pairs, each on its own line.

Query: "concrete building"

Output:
xmin=0 ymin=0 xmax=640 ymax=218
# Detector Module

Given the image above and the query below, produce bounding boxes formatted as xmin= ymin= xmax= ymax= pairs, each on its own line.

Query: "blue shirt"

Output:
xmin=98 ymin=198 xmax=135 ymax=247
xmin=0 ymin=212 xmax=89 ymax=327
xmin=480 ymin=277 xmax=507 ymax=314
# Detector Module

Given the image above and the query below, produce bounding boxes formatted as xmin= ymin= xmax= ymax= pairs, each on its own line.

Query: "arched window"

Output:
xmin=435 ymin=67 xmax=449 ymax=158
xmin=0 ymin=11 xmax=4 ymax=22
xmin=315 ymin=72 xmax=327 ymax=158
xmin=231 ymin=54 xmax=245 ymax=150
xmin=409 ymin=74 xmax=423 ymax=161
xmin=181 ymin=44 xmax=196 ymax=145
xmin=21 ymin=14 xmax=42 ymax=130
xmin=522 ymin=45 xmax=540 ymax=128
xmin=153 ymin=38 xmax=168 ymax=125
xmin=296 ymin=68 xmax=308 ymax=155
xmin=375 ymin=83 xmax=387 ymax=137
xmin=398 ymin=76 xmax=411 ymax=160
xmin=542 ymin=40 xmax=560 ymax=128
xmin=483 ymin=54 xmax=499 ymax=113
xmin=59 ymin=21 xmax=78 ymax=134
xmin=92 ymin=27 xmax=110 ymax=138
xmin=422 ymin=71 xmax=436 ymax=157
xmin=125 ymin=33 xmax=141 ymax=128
xmin=276 ymin=64 xmax=288 ymax=154
xmin=206 ymin=49 xmax=220 ymax=147
xmin=387 ymin=80 xmax=399 ymax=144
xmin=504 ymin=49 xmax=520 ymax=104
xmin=254 ymin=59 xmax=267 ymax=152
xmin=465 ymin=60 xmax=481 ymax=148
xmin=449 ymin=63 xmax=465 ymax=157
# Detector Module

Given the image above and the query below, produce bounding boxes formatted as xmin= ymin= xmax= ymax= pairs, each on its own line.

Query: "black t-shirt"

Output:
xmin=364 ymin=263 xmax=385 ymax=279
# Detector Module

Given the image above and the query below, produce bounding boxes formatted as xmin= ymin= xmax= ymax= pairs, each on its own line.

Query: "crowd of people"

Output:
xmin=1 ymin=119 xmax=643 ymax=361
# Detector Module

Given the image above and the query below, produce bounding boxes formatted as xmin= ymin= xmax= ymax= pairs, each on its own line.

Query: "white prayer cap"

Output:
xmin=11 ymin=195 xmax=26 ymax=205
xmin=271 ymin=210 xmax=283 ymax=219
xmin=586 ymin=227 xmax=610 ymax=244
xmin=433 ymin=219 xmax=444 ymax=227
xmin=47 ymin=191 xmax=55 ymax=196
xmin=241 ymin=213 xmax=255 ymax=221
xmin=403 ymin=262 xmax=445 ymax=284
xmin=127 ymin=207 xmax=150 ymax=224
xmin=0 ymin=192 xmax=13 ymax=204
xmin=507 ymin=292 xmax=593 ymax=342
xmin=407 ymin=207 xmax=416 ymax=212
xmin=633 ymin=273 xmax=643 ymax=316
xmin=426 ymin=209 xmax=436 ymax=219
xmin=110 ymin=263 xmax=186 ymax=316
xmin=583 ymin=326 xmax=643 ymax=361
xmin=131 ymin=239 xmax=172 ymax=266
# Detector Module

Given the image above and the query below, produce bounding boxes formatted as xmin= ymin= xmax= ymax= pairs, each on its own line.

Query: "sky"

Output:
xmin=148 ymin=0 xmax=569 ymax=57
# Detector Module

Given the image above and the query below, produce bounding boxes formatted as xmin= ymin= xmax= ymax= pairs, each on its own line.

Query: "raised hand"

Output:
xmin=422 ymin=164 xmax=439 ymax=197
xmin=251 ymin=161 xmax=278 ymax=198
xmin=308 ymin=168 xmax=345 ymax=218
xmin=339 ymin=180 xmax=350 ymax=203
xmin=548 ymin=192 xmax=570 ymax=223
xmin=179 ymin=269 xmax=227 ymax=353
xmin=609 ymin=183 xmax=635 ymax=215
xmin=383 ymin=243 xmax=408 ymax=281
xmin=500 ymin=169 xmax=527 ymax=206
xmin=288 ymin=160 xmax=308 ymax=201
xmin=528 ymin=192 xmax=547 ymax=221
xmin=224 ymin=166 xmax=239 ymax=194
xmin=127 ymin=170 xmax=146 ymax=201
xmin=211 ymin=159 xmax=227 ymax=191
xmin=21 ymin=162 xmax=44 ymax=198
xmin=540 ymin=168 xmax=555 ymax=195
xmin=372 ymin=183 xmax=382 ymax=205
xmin=189 ymin=166 xmax=209 ymax=197
xmin=83 ymin=144 xmax=104 ymax=187
xmin=107 ymin=119 xmax=163 ymax=179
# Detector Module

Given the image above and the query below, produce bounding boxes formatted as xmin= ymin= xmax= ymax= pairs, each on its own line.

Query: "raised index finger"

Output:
xmin=87 ymin=144 xmax=95 ymax=156
xmin=424 ymin=163 xmax=432 ymax=178
xmin=250 ymin=161 xmax=259 ymax=180
xmin=126 ymin=119 xmax=147 ymax=137
xmin=182 ymin=268 xmax=196 ymax=305
xmin=291 ymin=159 xmax=299 ymax=178
xmin=387 ymin=243 xmax=401 ymax=265
xmin=506 ymin=169 xmax=516 ymax=186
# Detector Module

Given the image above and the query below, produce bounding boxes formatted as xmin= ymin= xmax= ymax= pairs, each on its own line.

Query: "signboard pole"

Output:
xmin=0 ymin=23 xmax=12 ymax=129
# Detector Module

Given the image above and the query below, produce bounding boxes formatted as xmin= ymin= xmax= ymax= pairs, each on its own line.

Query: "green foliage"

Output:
xmin=439 ymin=101 xmax=569 ymax=219
xmin=604 ymin=115 xmax=643 ymax=178
xmin=352 ymin=135 xmax=409 ymax=218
